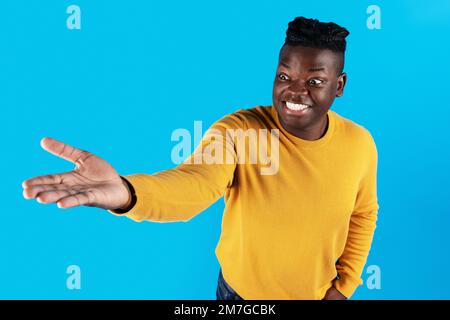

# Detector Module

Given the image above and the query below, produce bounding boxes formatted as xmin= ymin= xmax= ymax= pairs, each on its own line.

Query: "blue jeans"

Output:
xmin=216 ymin=269 xmax=244 ymax=300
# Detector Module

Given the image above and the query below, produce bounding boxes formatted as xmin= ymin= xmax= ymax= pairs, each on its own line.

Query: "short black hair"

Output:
xmin=283 ymin=17 xmax=350 ymax=74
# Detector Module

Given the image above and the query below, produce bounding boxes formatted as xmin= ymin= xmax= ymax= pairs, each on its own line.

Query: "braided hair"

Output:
xmin=284 ymin=17 xmax=350 ymax=73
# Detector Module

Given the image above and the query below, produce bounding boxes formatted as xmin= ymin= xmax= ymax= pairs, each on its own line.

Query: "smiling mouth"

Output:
xmin=285 ymin=101 xmax=311 ymax=111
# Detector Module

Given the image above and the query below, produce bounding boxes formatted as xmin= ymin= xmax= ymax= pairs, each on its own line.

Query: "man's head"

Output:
xmin=272 ymin=17 xmax=350 ymax=139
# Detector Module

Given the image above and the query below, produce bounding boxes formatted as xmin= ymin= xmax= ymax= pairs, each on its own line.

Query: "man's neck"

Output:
xmin=280 ymin=115 xmax=329 ymax=141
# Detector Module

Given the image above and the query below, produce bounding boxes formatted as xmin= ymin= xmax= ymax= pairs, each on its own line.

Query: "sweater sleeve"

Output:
xmin=333 ymin=131 xmax=379 ymax=298
xmin=108 ymin=113 xmax=240 ymax=222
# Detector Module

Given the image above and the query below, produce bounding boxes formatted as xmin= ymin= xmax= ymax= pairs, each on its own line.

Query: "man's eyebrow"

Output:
xmin=278 ymin=62 xmax=327 ymax=72
xmin=280 ymin=61 xmax=291 ymax=68
xmin=308 ymin=66 xmax=326 ymax=72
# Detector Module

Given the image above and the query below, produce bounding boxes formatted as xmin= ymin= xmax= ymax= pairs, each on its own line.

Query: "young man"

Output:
xmin=22 ymin=17 xmax=379 ymax=300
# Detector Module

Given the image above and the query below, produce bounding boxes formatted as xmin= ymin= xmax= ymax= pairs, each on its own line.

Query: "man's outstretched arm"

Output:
xmin=23 ymin=114 xmax=240 ymax=223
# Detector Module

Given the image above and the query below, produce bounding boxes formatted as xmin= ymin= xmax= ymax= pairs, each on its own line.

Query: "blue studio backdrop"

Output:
xmin=1 ymin=0 xmax=449 ymax=299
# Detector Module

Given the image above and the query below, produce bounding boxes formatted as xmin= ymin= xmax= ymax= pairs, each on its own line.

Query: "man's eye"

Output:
xmin=308 ymin=78 xmax=324 ymax=86
xmin=278 ymin=74 xmax=289 ymax=81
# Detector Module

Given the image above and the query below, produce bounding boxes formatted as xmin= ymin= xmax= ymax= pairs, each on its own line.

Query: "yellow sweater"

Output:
xmin=110 ymin=106 xmax=379 ymax=300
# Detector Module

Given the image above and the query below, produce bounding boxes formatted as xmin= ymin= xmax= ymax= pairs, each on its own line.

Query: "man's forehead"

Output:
xmin=280 ymin=60 xmax=327 ymax=72
xmin=279 ymin=45 xmax=340 ymax=70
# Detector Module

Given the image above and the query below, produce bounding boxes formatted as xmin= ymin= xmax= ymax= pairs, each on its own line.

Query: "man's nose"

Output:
xmin=287 ymin=80 xmax=309 ymax=96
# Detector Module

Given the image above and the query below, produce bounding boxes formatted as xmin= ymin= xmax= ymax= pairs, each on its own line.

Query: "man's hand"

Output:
xmin=323 ymin=286 xmax=347 ymax=300
xmin=22 ymin=137 xmax=132 ymax=211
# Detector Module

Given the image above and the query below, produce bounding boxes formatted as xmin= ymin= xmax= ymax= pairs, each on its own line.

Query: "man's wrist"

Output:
xmin=114 ymin=176 xmax=137 ymax=213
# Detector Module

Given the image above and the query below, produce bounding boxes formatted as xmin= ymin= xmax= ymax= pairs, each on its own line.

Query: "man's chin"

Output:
xmin=278 ymin=112 xmax=311 ymax=130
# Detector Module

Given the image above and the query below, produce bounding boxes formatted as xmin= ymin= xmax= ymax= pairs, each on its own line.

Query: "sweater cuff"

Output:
xmin=108 ymin=175 xmax=142 ymax=220
xmin=333 ymin=275 xmax=362 ymax=299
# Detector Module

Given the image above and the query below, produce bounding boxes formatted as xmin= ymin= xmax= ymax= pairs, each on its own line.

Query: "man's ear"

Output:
xmin=336 ymin=73 xmax=347 ymax=97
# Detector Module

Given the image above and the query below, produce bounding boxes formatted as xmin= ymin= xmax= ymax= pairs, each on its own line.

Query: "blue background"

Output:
xmin=1 ymin=0 xmax=449 ymax=299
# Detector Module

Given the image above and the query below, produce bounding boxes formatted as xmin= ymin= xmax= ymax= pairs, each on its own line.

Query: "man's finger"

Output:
xmin=57 ymin=191 xmax=94 ymax=209
xmin=23 ymin=184 xmax=61 ymax=199
xmin=23 ymin=183 xmax=83 ymax=199
xmin=22 ymin=173 xmax=64 ymax=189
xmin=40 ymin=137 xmax=88 ymax=165
xmin=36 ymin=189 xmax=75 ymax=204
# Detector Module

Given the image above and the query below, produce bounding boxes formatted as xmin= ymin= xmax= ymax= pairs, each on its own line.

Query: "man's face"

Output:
xmin=272 ymin=44 xmax=347 ymax=136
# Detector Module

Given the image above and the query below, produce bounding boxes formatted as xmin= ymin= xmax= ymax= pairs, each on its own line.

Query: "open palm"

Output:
xmin=22 ymin=137 xmax=131 ymax=210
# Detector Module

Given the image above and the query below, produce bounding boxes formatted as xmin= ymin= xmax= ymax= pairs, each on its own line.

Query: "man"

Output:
xmin=22 ymin=17 xmax=379 ymax=300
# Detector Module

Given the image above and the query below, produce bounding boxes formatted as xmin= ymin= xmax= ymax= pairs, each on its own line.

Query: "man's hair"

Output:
xmin=283 ymin=17 xmax=350 ymax=73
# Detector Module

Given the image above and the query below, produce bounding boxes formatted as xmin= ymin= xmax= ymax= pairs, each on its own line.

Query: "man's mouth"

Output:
xmin=285 ymin=101 xmax=311 ymax=111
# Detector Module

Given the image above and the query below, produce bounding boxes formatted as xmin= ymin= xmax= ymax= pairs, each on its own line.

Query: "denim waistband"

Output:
xmin=217 ymin=269 xmax=243 ymax=300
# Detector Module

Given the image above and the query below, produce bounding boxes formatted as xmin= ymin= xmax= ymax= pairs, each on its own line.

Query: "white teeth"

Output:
xmin=285 ymin=102 xmax=310 ymax=111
